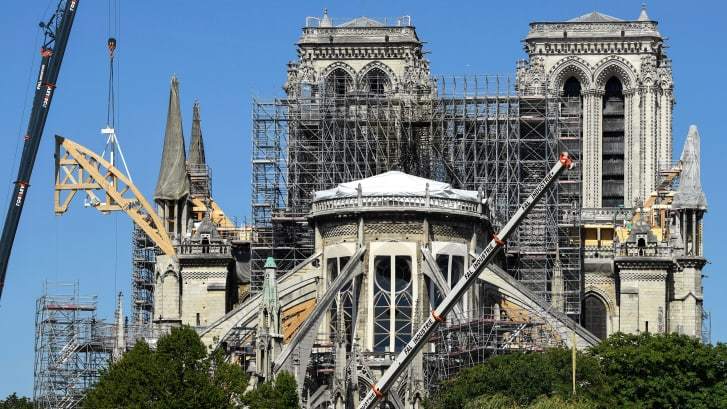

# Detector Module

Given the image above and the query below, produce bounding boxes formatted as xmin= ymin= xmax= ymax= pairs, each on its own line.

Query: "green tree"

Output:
xmin=84 ymin=326 xmax=248 ymax=409
xmin=463 ymin=393 xmax=518 ymax=409
xmin=83 ymin=340 xmax=163 ymax=408
xmin=527 ymin=395 xmax=596 ymax=409
xmin=426 ymin=349 xmax=609 ymax=409
xmin=463 ymin=394 xmax=597 ymax=409
xmin=241 ymin=371 xmax=300 ymax=409
xmin=0 ymin=393 xmax=33 ymax=409
xmin=590 ymin=332 xmax=727 ymax=409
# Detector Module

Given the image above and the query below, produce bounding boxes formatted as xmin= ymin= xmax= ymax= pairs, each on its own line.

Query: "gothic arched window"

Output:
xmin=325 ymin=68 xmax=353 ymax=97
xmin=602 ymin=76 xmax=625 ymax=207
xmin=327 ymin=255 xmax=352 ymax=348
xmin=373 ymin=255 xmax=413 ymax=352
xmin=583 ymin=294 xmax=608 ymax=340
xmin=362 ymin=68 xmax=391 ymax=95
xmin=563 ymin=76 xmax=581 ymax=97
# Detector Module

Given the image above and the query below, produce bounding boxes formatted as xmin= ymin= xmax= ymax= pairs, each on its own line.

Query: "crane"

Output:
xmin=357 ymin=153 xmax=575 ymax=409
xmin=0 ymin=0 xmax=80 ymax=300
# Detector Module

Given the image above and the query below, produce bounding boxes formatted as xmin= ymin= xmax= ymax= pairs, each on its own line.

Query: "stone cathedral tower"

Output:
xmin=518 ymin=6 xmax=672 ymax=208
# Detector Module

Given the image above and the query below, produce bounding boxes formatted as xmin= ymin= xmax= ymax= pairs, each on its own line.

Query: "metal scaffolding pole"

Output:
xmin=33 ymin=281 xmax=114 ymax=409
xmin=249 ymin=75 xmax=583 ymax=321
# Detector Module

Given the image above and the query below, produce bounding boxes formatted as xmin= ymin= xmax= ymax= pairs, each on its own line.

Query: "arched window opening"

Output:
xmin=602 ymin=76 xmax=625 ymax=207
xmin=327 ymin=255 xmax=353 ymax=348
xmin=373 ymin=255 xmax=413 ymax=352
xmin=563 ymin=76 xmax=581 ymax=97
xmin=583 ymin=294 xmax=608 ymax=340
xmin=325 ymin=68 xmax=353 ymax=97
xmin=434 ymin=253 xmax=467 ymax=310
xmin=363 ymin=68 xmax=391 ymax=95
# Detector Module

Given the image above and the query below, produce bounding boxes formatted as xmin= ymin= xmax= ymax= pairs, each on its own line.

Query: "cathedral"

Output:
xmin=143 ymin=6 xmax=707 ymax=408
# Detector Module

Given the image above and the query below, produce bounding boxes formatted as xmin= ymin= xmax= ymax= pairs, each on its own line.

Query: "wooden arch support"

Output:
xmin=54 ymin=135 xmax=175 ymax=256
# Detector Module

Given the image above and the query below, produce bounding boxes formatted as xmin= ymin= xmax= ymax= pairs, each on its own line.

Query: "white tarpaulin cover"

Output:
xmin=672 ymin=125 xmax=707 ymax=210
xmin=312 ymin=171 xmax=480 ymax=202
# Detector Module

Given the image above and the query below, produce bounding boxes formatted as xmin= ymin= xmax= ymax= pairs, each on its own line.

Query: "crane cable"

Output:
xmin=107 ymin=0 xmax=120 ymax=300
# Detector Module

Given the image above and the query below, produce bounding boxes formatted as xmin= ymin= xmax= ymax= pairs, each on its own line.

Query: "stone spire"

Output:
xmin=638 ymin=3 xmax=650 ymax=21
xmin=188 ymin=100 xmax=207 ymax=167
xmin=261 ymin=257 xmax=282 ymax=333
xmin=672 ymin=125 xmax=707 ymax=210
xmin=154 ymin=75 xmax=189 ymax=202
xmin=320 ymin=8 xmax=333 ymax=27
xmin=113 ymin=291 xmax=125 ymax=362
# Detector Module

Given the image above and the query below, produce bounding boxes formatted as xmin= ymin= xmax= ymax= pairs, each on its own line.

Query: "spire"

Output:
xmin=638 ymin=3 xmax=650 ymax=21
xmin=320 ymin=8 xmax=333 ymax=27
xmin=262 ymin=257 xmax=281 ymax=332
xmin=188 ymin=100 xmax=207 ymax=167
xmin=672 ymin=125 xmax=707 ymax=210
xmin=113 ymin=291 xmax=125 ymax=362
xmin=154 ymin=75 xmax=189 ymax=202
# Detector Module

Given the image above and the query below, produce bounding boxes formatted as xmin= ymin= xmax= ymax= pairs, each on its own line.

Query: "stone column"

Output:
xmin=658 ymin=87 xmax=674 ymax=171
xmin=582 ymin=90 xmax=602 ymax=208
xmin=623 ymin=89 xmax=637 ymax=206
xmin=641 ymin=85 xmax=657 ymax=200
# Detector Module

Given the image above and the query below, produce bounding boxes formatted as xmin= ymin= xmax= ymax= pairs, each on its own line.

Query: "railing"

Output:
xmin=304 ymin=15 xmax=412 ymax=28
xmin=618 ymin=243 xmax=671 ymax=257
xmin=310 ymin=194 xmax=482 ymax=216
xmin=177 ymin=243 xmax=230 ymax=256
xmin=581 ymin=207 xmax=633 ymax=224
xmin=583 ymin=246 xmax=614 ymax=259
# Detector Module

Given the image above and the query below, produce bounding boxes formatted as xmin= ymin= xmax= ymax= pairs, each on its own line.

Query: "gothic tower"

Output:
xmin=518 ymin=6 xmax=673 ymax=208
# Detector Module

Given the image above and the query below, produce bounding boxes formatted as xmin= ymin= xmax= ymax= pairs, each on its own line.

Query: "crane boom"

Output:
xmin=0 ymin=0 xmax=80 ymax=300
xmin=357 ymin=153 xmax=575 ymax=409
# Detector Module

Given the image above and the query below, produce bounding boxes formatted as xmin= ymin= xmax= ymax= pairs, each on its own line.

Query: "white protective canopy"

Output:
xmin=312 ymin=171 xmax=480 ymax=202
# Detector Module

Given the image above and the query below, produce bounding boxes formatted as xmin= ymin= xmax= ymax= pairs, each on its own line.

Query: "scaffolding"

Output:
xmin=250 ymin=75 xmax=582 ymax=317
xmin=33 ymin=282 xmax=114 ymax=409
xmin=131 ymin=224 xmax=156 ymax=325
xmin=423 ymin=305 xmax=566 ymax=388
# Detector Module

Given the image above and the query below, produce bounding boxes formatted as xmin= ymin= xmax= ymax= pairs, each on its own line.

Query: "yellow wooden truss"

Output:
xmin=54 ymin=135 xmax=175 ymax=256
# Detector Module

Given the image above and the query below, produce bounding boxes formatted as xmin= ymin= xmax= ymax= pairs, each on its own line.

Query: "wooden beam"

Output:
xmin=54 ymin=136 xmax=175 ymax=256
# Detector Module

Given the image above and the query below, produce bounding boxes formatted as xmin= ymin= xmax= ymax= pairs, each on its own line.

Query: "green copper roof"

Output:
xmin=264 ymin=257 xmax=277 ymax=269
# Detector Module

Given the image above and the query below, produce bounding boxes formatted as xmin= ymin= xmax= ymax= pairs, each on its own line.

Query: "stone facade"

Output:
xmin=151 ymin=77 xmax=244 ymax=329
xmin=284 ymin=10 xmax=432 ymax=98
xmin=518 ymin=8 xmax=673 ymax=208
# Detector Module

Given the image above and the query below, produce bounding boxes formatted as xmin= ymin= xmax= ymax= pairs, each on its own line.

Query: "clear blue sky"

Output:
xmin=0 ymin=0 xmax=724 ymax=397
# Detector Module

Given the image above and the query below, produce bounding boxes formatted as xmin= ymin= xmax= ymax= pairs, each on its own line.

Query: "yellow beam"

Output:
xmin=54 ymin=136 xmax=175 ymax=256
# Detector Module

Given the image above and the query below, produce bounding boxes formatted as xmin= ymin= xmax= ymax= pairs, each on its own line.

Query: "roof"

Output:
xmin=188 ymin=100 xmax=207 ymax=167
xmin=626 ymin=221 xmax=658 ymax=243
xmin=192 ymin=214 xmax=221 ymax=240
xmin=154 ymin=75 xmax=189 ymax=201
xmin=312 ymin=171 xmax=479 ymax=202
xmin=567 ymin=11 xmax=623 ymax=23
xmin=264 ymin=257 xmax=277 ymax=269
xmin=339 ymin=16 xmax=386 ymax=27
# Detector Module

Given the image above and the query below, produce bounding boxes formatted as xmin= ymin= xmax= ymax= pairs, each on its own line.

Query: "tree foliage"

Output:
xmin=427 ymin=348 xmax=608 ymax=409
xmin=0 ymin=393 xmax=33 ymax=409
xmin=241 ymin=371 xmax=300 ymax=409
xmin=591 ymin=332 xmax=727 ymax=409
xmin=428 ymin=333 xmax=727 ymax=409
xmin=83 ymin=326 xmax=248 ymax=409
xmin=463 ymin=394 xmax=596 ymax=409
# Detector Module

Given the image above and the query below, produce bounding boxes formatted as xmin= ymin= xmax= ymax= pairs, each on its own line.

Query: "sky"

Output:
xmin=0 ymin=0 xmax=725 ymax=398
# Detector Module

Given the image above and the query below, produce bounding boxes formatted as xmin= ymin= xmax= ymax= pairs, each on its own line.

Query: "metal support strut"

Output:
xmin=357 ymin=153 xmax=574 ymax=409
